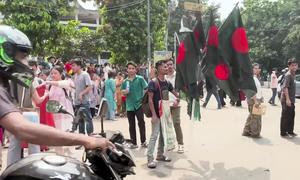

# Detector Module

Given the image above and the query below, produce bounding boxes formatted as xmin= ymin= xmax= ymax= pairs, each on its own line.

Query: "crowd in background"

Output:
xmin=0 ymin=55 xmax=298 ymax=169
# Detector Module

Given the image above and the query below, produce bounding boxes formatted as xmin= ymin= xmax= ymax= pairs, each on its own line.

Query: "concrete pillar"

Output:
xmin=75 ymin=12 xmax=79 ymax=21
xmin=98 ymin=54 xmax=101 ymax=65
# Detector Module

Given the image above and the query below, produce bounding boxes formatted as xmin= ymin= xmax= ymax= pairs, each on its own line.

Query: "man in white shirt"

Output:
xmin=268 ymin=70 xmax=278 ymax=105
xmin=242 ymin=63 xmax=263 ymax=138
xmin=165 ymin=59 xmax=184 ymax=153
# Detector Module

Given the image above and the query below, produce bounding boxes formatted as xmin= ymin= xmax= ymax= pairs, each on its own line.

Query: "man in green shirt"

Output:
xmin=121 ymin=62 xmax=148 ymax=149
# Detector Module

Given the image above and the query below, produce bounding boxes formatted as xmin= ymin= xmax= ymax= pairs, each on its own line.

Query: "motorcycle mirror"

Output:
xmin=97 ymin=98 xmax=108 ymax=118
xmin=46 ymin=100 xmax=62 ymax=113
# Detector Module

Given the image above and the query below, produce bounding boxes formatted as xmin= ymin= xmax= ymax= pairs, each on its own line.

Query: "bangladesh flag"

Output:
xmin=175 ymin=14 xmax=205 ymax=121
xmin=175 ymin=14 xmax=205 ymax=99
xmin=215 ymin=6 xmax=256 ymax=101
xmin=201 ymin=10 xmax=219 ymax=89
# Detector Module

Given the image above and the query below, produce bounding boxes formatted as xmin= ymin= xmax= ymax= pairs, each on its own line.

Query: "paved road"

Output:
xmin=1 ymin=88 xmax=299 ymax=180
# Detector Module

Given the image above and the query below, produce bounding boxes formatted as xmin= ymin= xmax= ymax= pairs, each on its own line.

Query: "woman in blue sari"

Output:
xmin=104 ymin=71 xmax=117 ymax=120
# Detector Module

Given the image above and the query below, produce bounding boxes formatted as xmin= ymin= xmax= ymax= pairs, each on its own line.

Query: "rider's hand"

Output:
xmin=84 ymin=136 xmax=115 ymax=150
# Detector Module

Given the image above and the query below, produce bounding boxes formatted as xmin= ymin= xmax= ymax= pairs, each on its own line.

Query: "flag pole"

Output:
xmin=174 ymin=32 xmax=176 ymax=69
xmin=174 ymin=32 xmax=180 ymax=69
xmin=147 ymin=0 xmax=151 ymax=82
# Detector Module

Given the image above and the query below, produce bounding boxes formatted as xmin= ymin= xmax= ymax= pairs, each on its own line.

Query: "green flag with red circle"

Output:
xmin=175 ymin=14 xmax=205 ymax=99
xmin=215 ymin=6 xmax=256 ymax=100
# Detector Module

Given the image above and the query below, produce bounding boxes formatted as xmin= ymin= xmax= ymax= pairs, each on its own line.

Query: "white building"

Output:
xmin=60 ymin=0 xmax=101 ymax=30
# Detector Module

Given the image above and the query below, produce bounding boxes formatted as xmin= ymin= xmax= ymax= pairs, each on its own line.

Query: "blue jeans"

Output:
xmin=7 ymin=112 xmax=40 ymax=166
xmin=147 ymin=120 xmax=164 ymax=161
xmin=75 ymin=103 xmax=94 ymax=135
xmin=204 ymin=90 xmax=222 ymax=108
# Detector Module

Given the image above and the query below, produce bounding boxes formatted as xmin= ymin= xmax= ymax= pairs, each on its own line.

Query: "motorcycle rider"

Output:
xmin=0 ymin=25 xmax=114 ymax=163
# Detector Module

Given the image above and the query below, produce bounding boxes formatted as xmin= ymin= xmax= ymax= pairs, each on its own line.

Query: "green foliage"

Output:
xmin=99 ymin=0 xmax=168 ymax=65
xmin=0 ymin=0 xmax=72 ymax=56
xmin=242 ymin=0 xmax=300 ymax=71
xmin=49 ymin=21 xmax=104 ymax=60
xmin=0 ymin=0 xmax=105 ymax=60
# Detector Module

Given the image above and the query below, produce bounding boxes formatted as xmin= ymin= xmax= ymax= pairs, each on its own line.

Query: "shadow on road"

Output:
xmin=140 ymin=151 xmax=189 ymax=178
xmin=285 ymin=137 xmax=300 ymax=145
xmin=138 ymin=151 xmax=270 ymax=180
xmin=252 ymin=137 xmax=273 ymax=146
xmin=178 ymin=161 xmax=270 ymax=180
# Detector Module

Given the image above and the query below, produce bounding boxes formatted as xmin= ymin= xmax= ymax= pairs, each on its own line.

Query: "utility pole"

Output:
xmin=147 ymin=0 xmax=151 ymax=81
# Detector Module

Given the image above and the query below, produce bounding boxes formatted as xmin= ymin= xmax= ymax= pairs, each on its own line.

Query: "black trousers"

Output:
xmin=280 ymin=103 xmax=295 ymax=134
xmin=269 ymin=88 xmax=277 ymax=104
xmin=127 ymin=107 xmax=146 ymax=145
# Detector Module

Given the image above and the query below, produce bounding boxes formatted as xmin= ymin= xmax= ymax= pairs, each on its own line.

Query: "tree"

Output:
xmin=99 ymin=0 xmax=168 ymax=64
xmin=0 ymin=0 xmax=72 ymax=56
xmin=242 ymin=0 xmax=300 ymax=72
xmin=48 ymin=20 xmax=105 ymax=60
xmin=280 ymin=0 xmax=300 ymax=62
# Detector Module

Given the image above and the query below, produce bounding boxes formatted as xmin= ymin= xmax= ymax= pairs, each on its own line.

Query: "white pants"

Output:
xmin=7 ymin=112 xmax=40 ymax=166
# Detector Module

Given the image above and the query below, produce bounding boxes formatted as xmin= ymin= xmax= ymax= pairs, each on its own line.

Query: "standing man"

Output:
xmin=147 ymin=60 xmax=179 ymax=169
xmin=268 ymin=70 xmax=278 ymax=105
xmin=242 ymin=63 xmax=263 ymax=138
xmin=121 ymin=62 xmax=148 ymax=149
xmin=72 ymin=60 xmax=94 ymax=137
xmin=165 ymin=59 xmax=184 ymax=153
xmin=280 ymin=58 xmax=298 ymax=137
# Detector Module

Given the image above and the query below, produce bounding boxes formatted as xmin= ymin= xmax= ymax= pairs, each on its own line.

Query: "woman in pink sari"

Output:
xmin=46 ymin=66 xmax=75 ymax=155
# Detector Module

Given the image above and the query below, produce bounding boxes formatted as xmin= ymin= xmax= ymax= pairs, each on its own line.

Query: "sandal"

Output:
xmin=156 ymin=155 xmax=172 ymax=162
xmin=147 ymin=160 xmax=157 ymax=169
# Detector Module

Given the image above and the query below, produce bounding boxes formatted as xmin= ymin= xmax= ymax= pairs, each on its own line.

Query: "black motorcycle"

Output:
xmin=1 ymin=100 xmax=135 ymax=180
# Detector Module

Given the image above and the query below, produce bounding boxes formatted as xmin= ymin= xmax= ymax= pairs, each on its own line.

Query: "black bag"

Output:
xmin=142 ymin=91 xmax=152 ymax=118
xmin=142 ymin=78 xmax=161 ymax=118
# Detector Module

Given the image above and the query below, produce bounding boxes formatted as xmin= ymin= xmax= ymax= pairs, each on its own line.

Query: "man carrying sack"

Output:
xmin=147 ymin=60 xmax=179 ymax=169
xmin=242 ymin=63 xmax=264 ymax=138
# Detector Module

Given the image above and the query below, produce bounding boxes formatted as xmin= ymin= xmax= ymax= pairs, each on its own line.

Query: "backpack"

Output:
xmin=10 ymin=82 xmax=33 ymax=109
xmin=277 ymin=74 xmax=286 ymax=93
xmin=142 ymin=78 xmax=161 ymax=118
xmin=142 ymin=91 xmax=152 ymax=118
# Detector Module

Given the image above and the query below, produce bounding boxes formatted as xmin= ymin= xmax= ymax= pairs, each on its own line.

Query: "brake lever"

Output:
xmin=109 ymin=147 xmax=123 ymax=157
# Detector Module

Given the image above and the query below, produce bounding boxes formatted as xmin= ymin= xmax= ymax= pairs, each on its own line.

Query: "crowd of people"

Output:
xmin=0 ymin=54 xmax=298 ymax=169
xmin=0 ymin=51 xmax=186 ymax=169
xmin=0 ymin=25 xmax=299 ymax=173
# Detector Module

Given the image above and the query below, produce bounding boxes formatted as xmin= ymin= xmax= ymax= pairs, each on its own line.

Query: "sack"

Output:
xmin=142 ymin=91 xmax=152 ymax=118
xmin=252 ymin=104 xmax=266 ymax=115
xmin=160 ymin=100 xmax=176 ymax=151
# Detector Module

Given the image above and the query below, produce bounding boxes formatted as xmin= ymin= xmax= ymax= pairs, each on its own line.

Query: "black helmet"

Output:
xmin=0 ymin=25 xmax=34 ymax=88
